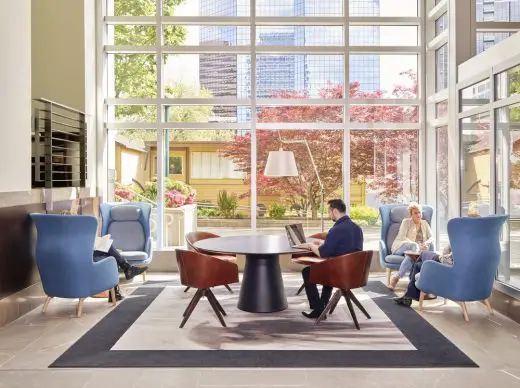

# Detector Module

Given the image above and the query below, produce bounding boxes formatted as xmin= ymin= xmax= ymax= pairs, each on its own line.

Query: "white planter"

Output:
xmin=151 ymin=204 xmax=197 ymax=247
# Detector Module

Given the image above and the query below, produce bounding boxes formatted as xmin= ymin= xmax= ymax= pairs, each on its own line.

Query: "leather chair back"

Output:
xmin=176 ymin=249 xmax=239 ymax=289
xmin=185 ymin=231 xmax=220 ymax=252
xmin=309 ymin=250 xmax=372 ymax=290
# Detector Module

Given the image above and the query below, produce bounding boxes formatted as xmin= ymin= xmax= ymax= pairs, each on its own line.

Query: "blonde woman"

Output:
xmin=389 ymin=202 xmax=433 ymax=290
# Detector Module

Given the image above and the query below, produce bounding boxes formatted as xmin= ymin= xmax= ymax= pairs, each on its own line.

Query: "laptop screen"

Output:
xmin=285 ymin=224 xmax=306 ymax=246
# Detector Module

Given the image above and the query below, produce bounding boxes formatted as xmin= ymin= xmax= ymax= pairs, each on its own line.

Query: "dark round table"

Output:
xmin=194 ymin=235 xmax=309 ymax=313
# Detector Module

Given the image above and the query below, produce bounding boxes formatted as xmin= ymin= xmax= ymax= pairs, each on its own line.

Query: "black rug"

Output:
xmin=50 ymin=281 xmax=477 ymax=368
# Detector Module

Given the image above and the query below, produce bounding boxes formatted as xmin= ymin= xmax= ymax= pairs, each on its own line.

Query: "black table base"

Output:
xmin=238 ymin=254 xmax=288 ymax=313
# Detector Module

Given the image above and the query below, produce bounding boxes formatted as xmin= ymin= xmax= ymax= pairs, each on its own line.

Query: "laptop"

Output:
xmin=285 ymin=224 xmax=308 ymax=249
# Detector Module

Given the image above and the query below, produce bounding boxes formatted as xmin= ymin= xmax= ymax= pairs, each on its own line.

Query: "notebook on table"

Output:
xmin=285 ymin=224 xmax=309 ymax=249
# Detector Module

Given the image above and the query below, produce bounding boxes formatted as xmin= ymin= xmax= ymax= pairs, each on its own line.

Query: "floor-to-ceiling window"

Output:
xmin=475 ymin=0 xmax=520 ymax=54
xmin=102 ymin=0 xmax=423 ymax=250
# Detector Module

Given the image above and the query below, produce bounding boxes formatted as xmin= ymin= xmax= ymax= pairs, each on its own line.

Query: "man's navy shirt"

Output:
xmin=318 ymin=215 xmax=363 ymax=258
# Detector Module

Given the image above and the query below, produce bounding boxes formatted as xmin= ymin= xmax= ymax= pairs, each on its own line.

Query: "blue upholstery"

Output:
xmin=378 ymin=204 xmax=434 ymax=270
xmin=416 ymin=215 xmax=508 ymax=302
xmin=100 ymin=202 xmax=153 ymax=266
xmin=30 ymin=214 xmax=119 ymax=299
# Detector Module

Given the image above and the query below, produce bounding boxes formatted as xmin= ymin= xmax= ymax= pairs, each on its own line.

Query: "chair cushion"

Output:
xmin=212 ymin=255 xmax=237 ymax=262
xmin=389 ymin=205 xmax=408 ymax=223
xmin=110 ymin=205 xmax=142 ymax=221
xmin=386 ymin=224 xmax=400 ymax=253
xmin=108 ymin=221 xmax=146 ymax=251
xmin=384 ymin=254 xmax=405 ymax=265
xmin=120 ymin=250 xmax=149 ymax=262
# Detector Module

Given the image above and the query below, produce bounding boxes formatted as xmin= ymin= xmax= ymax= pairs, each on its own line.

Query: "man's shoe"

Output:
xmin=124 ymin=265 xmax=148 ymax=280
xmin=108 ymin=286 xmax=124 ymax=303
xmin=393 ymin=296 xmax=412 ymax=307
xmin=302 ymin=308 xmax=325 ymax=319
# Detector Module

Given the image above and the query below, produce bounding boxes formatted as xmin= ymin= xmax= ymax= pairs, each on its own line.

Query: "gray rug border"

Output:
xmin=50 ymin=281 xmax=478 ymax=368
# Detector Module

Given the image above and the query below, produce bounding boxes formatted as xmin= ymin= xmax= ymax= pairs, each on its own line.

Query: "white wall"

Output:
xmin=0 ymin=0 xmax=32 ymax=193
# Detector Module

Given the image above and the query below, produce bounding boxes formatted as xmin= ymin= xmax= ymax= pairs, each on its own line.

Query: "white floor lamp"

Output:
xmin=263 ymin=139 xmax=325 ymax=232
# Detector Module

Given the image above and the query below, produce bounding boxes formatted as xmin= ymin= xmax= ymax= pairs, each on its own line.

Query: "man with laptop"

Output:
xmin=294 ymin=199 xmax=364 ymax=319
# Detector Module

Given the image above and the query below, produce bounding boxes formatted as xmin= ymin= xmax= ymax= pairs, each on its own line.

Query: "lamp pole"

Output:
xmin=280 ymin=139 xmax=325 ymax=232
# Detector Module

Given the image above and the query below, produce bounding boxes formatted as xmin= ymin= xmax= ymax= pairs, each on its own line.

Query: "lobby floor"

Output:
xmin=1 ymin=273 xmax=520 ymax=388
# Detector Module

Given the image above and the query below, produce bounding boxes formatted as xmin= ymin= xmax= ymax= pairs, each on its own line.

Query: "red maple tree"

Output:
xmin=220 ymin=71 xmax=419 ymax=218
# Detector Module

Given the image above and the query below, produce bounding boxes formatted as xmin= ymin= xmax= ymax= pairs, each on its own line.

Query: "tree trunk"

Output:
xmin=310 ymin=198 xmax=318 ymax=220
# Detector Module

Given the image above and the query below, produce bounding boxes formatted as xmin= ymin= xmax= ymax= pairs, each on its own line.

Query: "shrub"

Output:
xmin=268 ymin=202 xmax=287 ymax=219
xmin=198 ymin=207 xmax=220 ymax=217
xmin=139 ymin=178 xmax=196 ymax=208
xmin=349 ymin=205 xmax=379 ymax=225
xmin=114 ymin=188 xmax=133 ymax=202
xmin=217 ymin=190 xmax=238 ymax=219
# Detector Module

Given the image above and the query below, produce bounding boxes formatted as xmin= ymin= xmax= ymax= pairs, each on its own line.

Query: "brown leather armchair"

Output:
xmin=185 ymin=231 xmax=237 ymax=293
xmin=176 ymin=249 xmax=239 ymax=328
xmin=309 ymin=250 xmax=372 ymax=330
xmin=291 ymin=232 xmax=327 ymax=295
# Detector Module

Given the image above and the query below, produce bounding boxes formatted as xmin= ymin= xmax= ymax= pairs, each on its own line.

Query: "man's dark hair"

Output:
xmin=327 ymin=199 xmax=346 ymax=213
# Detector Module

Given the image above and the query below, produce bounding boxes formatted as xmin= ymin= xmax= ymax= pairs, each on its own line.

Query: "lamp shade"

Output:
xmin=264 ymin=148 xmax=299 ymax=177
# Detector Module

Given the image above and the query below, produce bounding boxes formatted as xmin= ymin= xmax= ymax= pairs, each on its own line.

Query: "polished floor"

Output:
xmin=1 ymin=273 xmax=520 ymax=387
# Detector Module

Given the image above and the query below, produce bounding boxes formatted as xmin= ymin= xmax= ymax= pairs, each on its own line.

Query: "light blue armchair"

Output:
xmin=416 ymin=214 xmax=508 ymax=321
xmin=30 ymin=214 xmax=119 ymax=317
xmin=379 ymin=204 xmax=434 ymax=286
xmin=100 ymin=202 xmax=153 ymax=280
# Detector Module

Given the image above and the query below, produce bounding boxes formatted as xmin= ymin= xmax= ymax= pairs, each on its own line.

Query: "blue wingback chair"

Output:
xmin=30 ymin=214 xmax=119 ymax=317
xmin=379 ymin=204 xmax=434 ymax=286
xmin=100 ymin=202 xmax=153 ymax=280
xmin=416 ymin=214 xmax=507 ymax=321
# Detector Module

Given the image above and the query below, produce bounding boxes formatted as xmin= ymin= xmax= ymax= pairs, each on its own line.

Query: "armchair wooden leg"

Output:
xmin=224 ymin=284 xmax=233 ymax=293
xmin=76 ymin=298 xmax=85 ymax=318
xmin=484 ymin=299 xmax=493 ymax=315
xmin=443 ymin=298 xmax=447 ymax=305
xmin=184 ymin=286 xmax=191 ymax=293
xmin=386 ymin=268 xmax=392 ymax=286
xmin=419 ymin=291 xmax=425 ymax=311
xmin=346 ymin=290 xmax=371 ymax=319
xmin=42 ymin=296 xmax=53 ymax=313
xmin=461 ymin=302 xmax=469 ymax=322
xmin=296 ymin=283 xmax=305 ymax=296
xmin=109 ymin=288 xmax=117 ymax=307
xmin=142 ymin=271 xmax=146 ymax=282
xmin=180 ymin=289 xmax=203 ymax=328
xmin=205 ymin=289 xmax=227 ymax=327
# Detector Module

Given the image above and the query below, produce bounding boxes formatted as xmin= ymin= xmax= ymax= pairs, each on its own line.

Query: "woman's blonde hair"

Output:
xmin=408 ymin=202 xmax=422 ymax=216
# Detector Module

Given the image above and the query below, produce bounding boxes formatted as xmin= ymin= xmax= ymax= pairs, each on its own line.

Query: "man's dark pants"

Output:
xmin=302 ymin=266 xmax=333 ymax=310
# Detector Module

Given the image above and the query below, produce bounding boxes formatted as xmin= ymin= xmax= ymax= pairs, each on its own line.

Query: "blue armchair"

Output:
xmin=416 ymin=215 xmax=507 ymax=321
xmin=100 ymin=202 xmax=153 ymax=280
xmin=30 ymin=214 xmax=119 ymax=317
xmin=379 ymin=204 xmax=434 ymax=286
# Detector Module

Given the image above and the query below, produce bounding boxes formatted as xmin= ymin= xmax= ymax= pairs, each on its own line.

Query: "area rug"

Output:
xmin=50 ymin=279 xmax=477 ymax=368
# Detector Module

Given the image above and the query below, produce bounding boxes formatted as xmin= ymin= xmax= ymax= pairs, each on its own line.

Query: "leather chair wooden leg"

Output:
xmin=328 ymin=290 xmax=341 ymax=315
xmin=342 ymin=290 xmax=360 ymax=330
xmin=207 ymin=289 xmax=226 ymax=316
xmin=316 ymin=289 xmax=341 ymax=324
xmin=183 ymin=289 xmax=202 ymax=317
xmin=296 ymin=283 xmax=305 ymax=295
xmin=224 ymin=284 xmax=233 ymax=293
xmin=184 ymin=286 xmax=191 ymax=293
xmin=42 ymin=296 xmax=53 ymax=313
xmin=346 ymin=290 xmax=371 ymax=319
xmin=204 ymin=289 xmax=227 ymax=327
xmin=180 ymin=289 xmax=203 ymax=328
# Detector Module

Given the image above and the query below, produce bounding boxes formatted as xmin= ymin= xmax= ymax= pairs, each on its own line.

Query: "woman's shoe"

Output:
xmin=388 ymin=275 xmax=399 ymax=290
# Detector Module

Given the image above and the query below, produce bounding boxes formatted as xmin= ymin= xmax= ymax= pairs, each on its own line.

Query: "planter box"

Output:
xmin=151 ymin=204 xmax=197 ymax=246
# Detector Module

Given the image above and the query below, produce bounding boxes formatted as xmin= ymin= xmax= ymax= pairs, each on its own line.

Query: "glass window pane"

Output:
xmin=255 ymin=129 xmax=343 ymax=233
xmin=108 ymin=25 xmax=156 ymax=45
xmin=349 ymin=26 xmax=418 ymax=46
xmin=436 ymin=44 xmax=448 ymax=92
xmin=476 ymin=0 xmax=520 ymax=22
xmin=435 ymin=101 xmax=448 ymax=118
xmin=496 ymin=103 xmax=520 ymax=287
xmin=461 ymin=112 xmax=491 ymax=216
xmin=164 ymin=105 xmax=252 ymax=124
xmin=349 ymin=0 xmax=418 ymax=16
xmin=257 ymin=106 xmax=344 ymax=123
xmin=256 ymin=26 xmax=344 ymax=46
xmin=435 ymin=13 xmax=448 ymax=36
xmin=111 ymin=0 xmax=155 ymax=16
xmin=108 ymin=54 xmax=157 ymax=98
xmin=163 ymin=25 xmax=250 ymax=46
xmin=163 ymin=54 xmax=251 ymax=99
xmin=496 ymin=64 xmax=520 ymax=100
xmin=349 ymin=105 xmax=419 ymax=123
xmin=460 ymin=79 xmax=491 ymax=112
xmin=476 ymin=32 xmax=514 ymax=54
xmin=350 ymin=55 xmax=418 ymax=99
xmin=168 ymin=0 xmax=250 ymax=16
xmin=256 ymin=55 xmax=344 ymax=99
xmin=436 ymin=126 xmax=449 ymax=247
xmin=107 ymin=105 xmax=157 ymax=123
xmin=257 ymin=0 xmax=343 ymax=17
